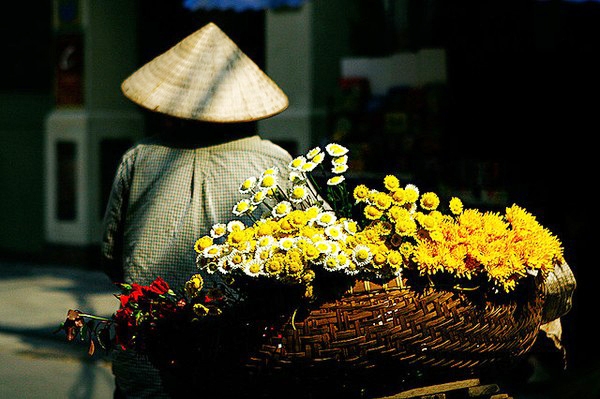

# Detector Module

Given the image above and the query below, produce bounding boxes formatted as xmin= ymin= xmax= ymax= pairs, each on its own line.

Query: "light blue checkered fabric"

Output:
xmin=101 ymin=134 xmax=293 ymax=398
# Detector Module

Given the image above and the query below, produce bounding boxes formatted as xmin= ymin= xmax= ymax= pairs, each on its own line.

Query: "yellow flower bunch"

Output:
xmin=193 ymin=143 xmax=565 ymax=298
xmin=354 ymin=178 xmax=564 ymax=293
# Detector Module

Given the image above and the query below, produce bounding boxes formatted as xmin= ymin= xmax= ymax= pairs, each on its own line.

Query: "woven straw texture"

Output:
xmin=121 ymin=22 xmax=288 ymax=123
xmin=540 ymin=261 xmax=576 ymax=323
xmin=245 ymin=277 xmax=545 ymax=376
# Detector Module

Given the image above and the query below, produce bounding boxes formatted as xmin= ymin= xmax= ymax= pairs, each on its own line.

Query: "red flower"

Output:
xmin=147 ymin=276 xmax=170 ymax=295
xmin=114 ymin=307 xmax=136 ymax=350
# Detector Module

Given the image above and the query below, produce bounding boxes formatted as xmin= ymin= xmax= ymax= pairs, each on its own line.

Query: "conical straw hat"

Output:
xmin=121 ymin=22 xmax=288 ymax=123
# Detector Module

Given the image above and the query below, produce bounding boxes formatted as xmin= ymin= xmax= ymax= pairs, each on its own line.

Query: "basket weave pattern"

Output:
xmin=246 ymin=278 xmax=545 ymax=374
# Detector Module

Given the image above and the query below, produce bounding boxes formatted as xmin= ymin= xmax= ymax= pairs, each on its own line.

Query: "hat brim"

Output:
xmin=121 ymin=22 xmax=288 ymax=123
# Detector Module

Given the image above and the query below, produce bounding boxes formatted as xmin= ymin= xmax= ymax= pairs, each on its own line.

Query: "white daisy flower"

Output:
xmin=323 ymin=254 xmax=341 ymax=271
xmin=239 ymin=176 xmax=257 ymax=194
xmin=328 ymin=240 xmax=341 ymax=254
xmin=315 ymin=240 xmax=333 ymax=255
xmin=405 ymin=183 xmax=420 ymax=197
xmin=311 ymin=151 xmax=325 ymax=165
xmin=305 ymin=205 xmax=322 ymax=222
xmin=244 ymin=260 xmax=263 ymax=277
xmin=227 ymin=220 xmax=246 ymax=232
xmin=203 ymin=261 xmax=219 ymax=274
xmin=344 ymin=264 xmax=360 ymax=276
xmin=210 ymin=223 xmax=227 ymax=239
xmin=306 ymin=147 xmax=321 ymax=160
xmin=261 ymin=167 xmax=279 ymax=176
xmin=232 ymin=199 xmax=254 ymax=216
xmin=332 ymin=155 xmax=348 ymax=166
xmin=272 ymin=201 xmax=292 ymax=218
xmin=325 ymin=143 xmax=349 ymax=157
xmin=331 ymin=163 xmax=348 ymax=174
xmin=352 ymin=245 xmax=373 ymax=266
xmin=300 ymin=161 xmax=318 ymax=173
xmin=316 ymin=211 xmax=337 ymax=226
xmin=324 ymin=224 xmax=346 ymax=241
xmin=407 ymin=202 xmax=417 ymax=214
xmin=343 ymin=219 xmax=359 ymax=235
xmin=335 ymin=252 xmax=351 ymax=268
xmin=256 ymin=235 xmax=275 ymax=248
xmin=227 ymin=250 xmax=246 ymax=270
xmin=327 ymin=175 xmax=345 ymax=186
xmin=217 ymin=257 xmax=231 ymax=274
xmin=251 ymin=189 xmax=268 ymax=205
xmin=202 ymin=244 xmax=222 ymax=259
xmin=289 ymin=156 xmax=306 ymax=171
xmin=259 ymin=173 xmax=278 ymax=190
xmin=255 ymin=247 xmax=272 ymax=263
xmin=366 ymin=189 xmax=379 ymax=205
xmin=237 ymin=240 xmax=253 ymax=254
xmin=289 ymin=185 xmax=309 ymax=203
xmin=288 ymin=171 xmax=305 ymax=183
xmin=278 ymin=237 xmax=296 ymax=251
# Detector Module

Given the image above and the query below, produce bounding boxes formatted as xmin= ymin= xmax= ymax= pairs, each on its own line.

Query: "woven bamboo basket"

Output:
xmin=244 ymin=275 xmax=546 ymax=376
xmin=155 ymin=268 xmax=569 ymax=397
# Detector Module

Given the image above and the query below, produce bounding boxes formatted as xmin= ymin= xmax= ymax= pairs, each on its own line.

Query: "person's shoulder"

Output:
xmin=250 ymin=136 xmax=294 ymax=161
xmin=216 ymin=135 xmax=292 ymax=162
xmin=259 ymin=138 xmax=293 ymax=157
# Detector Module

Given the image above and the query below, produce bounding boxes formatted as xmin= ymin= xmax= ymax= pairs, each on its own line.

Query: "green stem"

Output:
xmin=79 ymin=314 xmax=112 ymax=322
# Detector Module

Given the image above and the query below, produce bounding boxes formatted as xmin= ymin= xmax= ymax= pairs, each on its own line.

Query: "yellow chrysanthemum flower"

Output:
xmin=387 ymin=250 xmax=403 ymax=268
xmin=373 ymin=192 xmax=393 ymax=210
xmin=302 ymin=269 xmax=316 ymax=283
xmin=395 ymin=218 xmax=417 ymax=237
xmin=185 ymin=274 xmax=204 ymax=298
xmin=265 ymin=254 xmax=285 ymax=276
xmin=404 ymin=184 xmax=419 ymax=203
xmin=449 ymin=197 xmax=463 ymax=215
xmin=420 ymin=192 xmax=440 ymax=211
xmin=364 ymin=205 xmax=383 ymax=220
xmin=287 ymin=209 xmax=308 ymax=228
xmin=194 ymin=236 xmax=213 ymax=253
xmin=286 ymin=259 xmax=305 ymax=276
xmin=383 ymin=175 xmax=400 ymax=191
xmin=391 ymin=188 xmax=407 ymax=205
xmin=353 ymin=184 xmax=370 ymax=203
xmin=303 ymin=243 xmax=320 ymax=261
xmin=226 ymin=230 xmax=247 ymax=248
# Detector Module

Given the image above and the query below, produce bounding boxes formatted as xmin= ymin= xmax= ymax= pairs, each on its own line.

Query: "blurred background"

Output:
xmin=0 ymin=0 xmax=597 ymax=397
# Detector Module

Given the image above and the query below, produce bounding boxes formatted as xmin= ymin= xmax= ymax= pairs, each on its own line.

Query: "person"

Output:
xmin=100 ymin=22 xmax=294 ymax=398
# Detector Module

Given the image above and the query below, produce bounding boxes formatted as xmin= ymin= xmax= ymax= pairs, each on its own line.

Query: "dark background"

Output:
xmin=1 ymin=0 xmax=597 ymax=394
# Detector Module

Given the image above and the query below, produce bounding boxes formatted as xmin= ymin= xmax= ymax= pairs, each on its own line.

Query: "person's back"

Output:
xmin=100 ymin=22 xmax=291 ymax=398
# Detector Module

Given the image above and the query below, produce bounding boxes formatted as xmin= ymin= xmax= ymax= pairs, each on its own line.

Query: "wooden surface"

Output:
xmin=374 ymin=378 xmax=514 ymax=399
